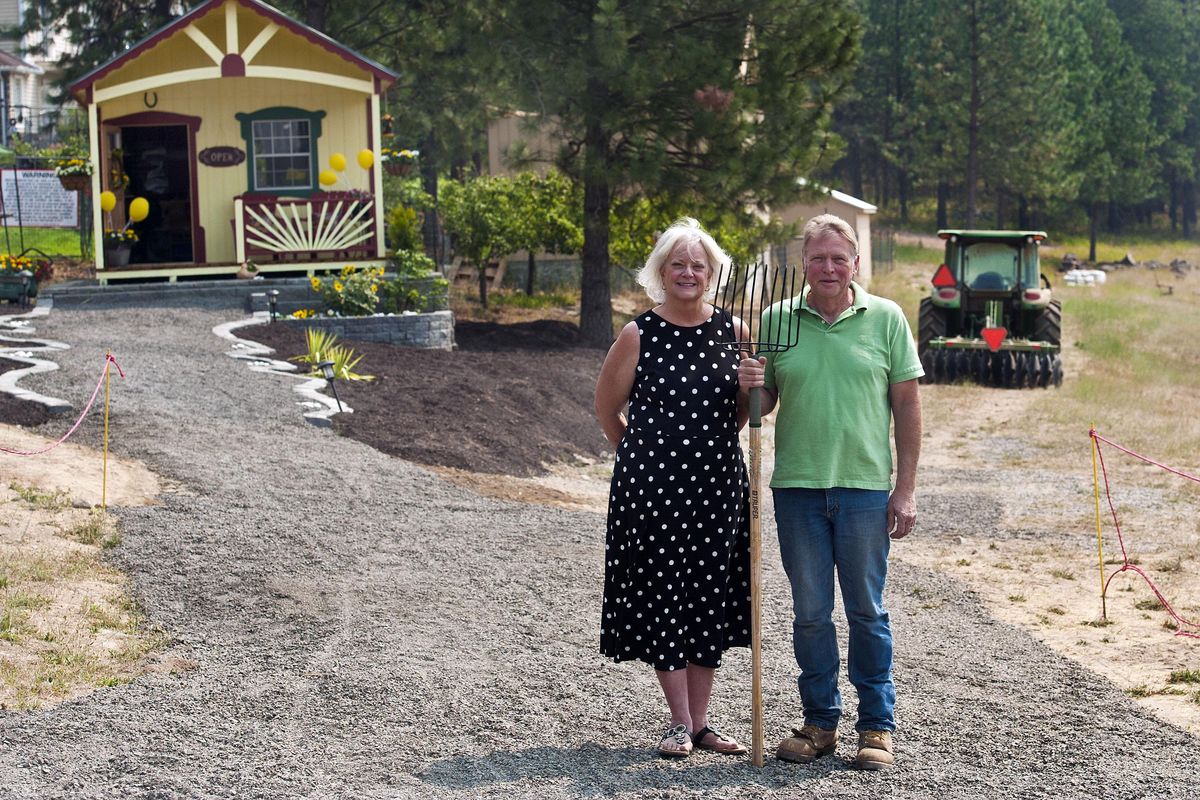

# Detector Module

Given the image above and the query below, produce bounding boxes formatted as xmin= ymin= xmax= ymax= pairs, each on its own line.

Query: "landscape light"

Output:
xmin=316 ymin=359 xmax=343 ymax=412
xmin=267 ymin=289 xmax=279 ymax=323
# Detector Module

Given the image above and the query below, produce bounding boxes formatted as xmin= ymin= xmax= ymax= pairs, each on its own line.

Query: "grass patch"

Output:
xmin=1048 ymin=606 xmax=1067 ymax=616
xmin=1050 ymin=569 xmax=1075 ymax=581
xmin=1008 ymin=594 xmax=1027 ymax=603
xmin=1168 ymin=669 xmax=1200 ymax=684
xmin=8 ymin=482 xmax=71 ymax=511
xmin=488 ymin=290 xmax=577 ymax=309
xmin=60 ymin=509 xmax=119 ymax=548
xmin=1135 ymin=598 xmax=1165 ymax=611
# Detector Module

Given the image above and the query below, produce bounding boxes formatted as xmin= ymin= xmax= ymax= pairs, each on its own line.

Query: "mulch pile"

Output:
xmin=238 ymin=320 xmax=612 ymax=476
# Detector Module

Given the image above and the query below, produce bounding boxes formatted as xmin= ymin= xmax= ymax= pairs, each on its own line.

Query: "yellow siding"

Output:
xmin=101 ymin=79 xmax=372 ymax=264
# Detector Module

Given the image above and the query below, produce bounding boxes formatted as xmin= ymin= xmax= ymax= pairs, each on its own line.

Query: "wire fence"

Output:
xmin=872 ymin=226 xmax=896 ymax=277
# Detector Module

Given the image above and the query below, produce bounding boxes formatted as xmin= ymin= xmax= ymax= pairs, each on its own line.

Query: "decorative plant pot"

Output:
xmin=103 ymin=245 xmax=132 ymax=267
xmin=385 ymin=162 xmax=412 ymax=177
xmin=58 ymin=174 xmax=90 ymax=192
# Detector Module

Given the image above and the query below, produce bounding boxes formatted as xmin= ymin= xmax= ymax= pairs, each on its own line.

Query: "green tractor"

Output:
xmin=918 ymin=230 xmax=1062 ymax=388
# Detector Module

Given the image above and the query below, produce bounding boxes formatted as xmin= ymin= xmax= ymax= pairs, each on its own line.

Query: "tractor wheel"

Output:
xmin=1032 ymin=299 xmax=1063 ymax=347
xmin=1000 ymin=351 xmax=1015 ymax=388
xmin=1036 ymin=352 xmax=1051 ymax=388
xmin=974 ymin=350 xmax=988 ymax=384
xmin=920 ymin=350 xmax=934 ymax=384
xmin=1051 ymin=354 xmax=1064 ymax=387
xmin=989 ymin=351 xmax=1005 ymax=386
xmin=918 ymin=298 xmax=947 ymax=354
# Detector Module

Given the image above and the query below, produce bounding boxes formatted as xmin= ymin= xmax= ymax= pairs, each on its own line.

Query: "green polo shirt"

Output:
xmin=762 ymin=282 xmax=923 ymax=490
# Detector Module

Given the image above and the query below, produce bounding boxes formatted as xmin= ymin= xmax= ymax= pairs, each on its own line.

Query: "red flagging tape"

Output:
xmin=1091 ymin=428 xmax=1200 ymax=639
xmin=0 ymin=353 xmax=124 ymax=457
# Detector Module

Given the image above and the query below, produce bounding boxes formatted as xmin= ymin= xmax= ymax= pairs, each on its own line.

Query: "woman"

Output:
xmin=594 ymin=217 xmax=752 ymax=759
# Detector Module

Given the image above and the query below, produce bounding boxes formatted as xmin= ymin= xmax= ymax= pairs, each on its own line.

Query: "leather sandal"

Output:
xmin=656 ymin=723 xmax=692 ymax=758
xmin=693 ymin=725 xmax=748 ymax=756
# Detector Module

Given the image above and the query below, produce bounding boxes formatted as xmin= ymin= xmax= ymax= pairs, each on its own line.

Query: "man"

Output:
xmin=738 ymin=214 xmax=922 ymax=770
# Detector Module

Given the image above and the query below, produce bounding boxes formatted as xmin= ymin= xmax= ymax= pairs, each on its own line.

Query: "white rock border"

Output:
xmin=213 ymin=312 xmax=352 ymax=428
xmin=0 ymin=299 xmax=72 ymax=412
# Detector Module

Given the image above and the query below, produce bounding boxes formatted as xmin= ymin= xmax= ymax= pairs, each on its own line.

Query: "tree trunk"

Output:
xmin=1184 ymin=181 xmax=1195 ymax=239
xmin=1018 ymin=195 xmax=1030 ymax=229
xmin=303 ymin=0 xmax=330 ymax=30
xmin=996 ymin=192 xmax=1008 ymax=230
xmin=965 ymin=0 xmax=981 ymax=229
xmin=579 ymin=121 xmax=613 ymax=347
xmin=898 ymin=170 xmax=909 ymax=225
xmin=478 ymin=263 xmax=489 ymax=309
xmin=936 ymin=182 xmax=948 ymax=230
xmin=420 ymin=131 xmax=440 ymax=264
xmin=526 ymin=252 xmax=537 ymax=295
xmin=1169 ymin=175 xmax=1178 ymax=233
xmin=1088 ymin=203 xmax=1098 ymax=263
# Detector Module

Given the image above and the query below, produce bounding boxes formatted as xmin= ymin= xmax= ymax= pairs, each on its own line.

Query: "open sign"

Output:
xmin=198 ymin=146 xmax=246 ymax=167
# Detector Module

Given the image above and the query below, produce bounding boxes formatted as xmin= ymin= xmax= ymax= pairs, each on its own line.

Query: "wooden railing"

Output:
xmin=233 ymin=192 xmax=379 ymax=263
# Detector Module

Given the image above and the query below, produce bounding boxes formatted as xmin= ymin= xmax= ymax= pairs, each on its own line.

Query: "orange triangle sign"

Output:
xmin=931 ymin=263 xmax=956 ymax=288
xmin=981 ymin=327 xmax=1007 ymax=352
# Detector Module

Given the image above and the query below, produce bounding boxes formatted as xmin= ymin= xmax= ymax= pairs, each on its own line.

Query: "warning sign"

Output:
xmin=0 ymin=169 xmax=80 ymax=228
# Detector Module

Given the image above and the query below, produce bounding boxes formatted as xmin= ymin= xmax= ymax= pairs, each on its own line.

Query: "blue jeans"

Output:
xmin=773 ymin=487 xmax=895 ymax=732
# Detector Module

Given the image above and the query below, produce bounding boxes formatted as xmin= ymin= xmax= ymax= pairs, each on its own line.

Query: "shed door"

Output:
xmin=122 ymin=125 xmax=194 ymax=264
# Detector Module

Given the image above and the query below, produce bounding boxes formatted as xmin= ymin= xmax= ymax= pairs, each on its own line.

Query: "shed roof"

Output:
xmin=69 ymin=0 xmax=397 ymax=103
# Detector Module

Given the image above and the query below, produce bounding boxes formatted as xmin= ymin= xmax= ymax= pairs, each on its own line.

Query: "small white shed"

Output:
xmin=772 ymin=181 xmax=879 ymax=284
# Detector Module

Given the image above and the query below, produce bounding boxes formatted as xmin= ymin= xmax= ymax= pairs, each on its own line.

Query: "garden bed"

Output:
xmin=0 ymin=357 xmax=53 ymax=427
xmin=237 ymin=319 xmax=609 ymax=476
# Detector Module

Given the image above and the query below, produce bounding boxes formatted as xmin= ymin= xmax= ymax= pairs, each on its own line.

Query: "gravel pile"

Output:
xmin=0 ymin=306 xmax=1195 ymax=799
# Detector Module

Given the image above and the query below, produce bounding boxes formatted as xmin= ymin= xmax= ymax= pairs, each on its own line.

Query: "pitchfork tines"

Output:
xmin=714 ymin=261 xmax=803 ymax=354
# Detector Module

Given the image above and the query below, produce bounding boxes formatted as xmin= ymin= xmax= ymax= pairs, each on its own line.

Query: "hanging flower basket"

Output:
xmin=58 ymin=174 xmax=91 ymax=192
xmin=385 ymin=162 xmax=412 ymax=177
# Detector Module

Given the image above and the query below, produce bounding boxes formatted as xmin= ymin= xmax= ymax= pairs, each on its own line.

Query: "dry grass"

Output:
xmin=0 ymin=488 xmax=163 ymax=711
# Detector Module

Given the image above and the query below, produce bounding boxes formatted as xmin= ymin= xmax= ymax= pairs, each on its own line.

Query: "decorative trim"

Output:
xmin=243 ymin=65 xmax=373 ymax=94
xmin=69 ymin=0 xmax=397 ymax=103
xmin=221 ymin=54 xmax=246 ymax=77
xmin=93 ymin=67 xmax=221 ymax=103
xmin=183 ymin=24 xmax=224 ymax=65
xmin=105 ymin=111 xmax=204 ymax=266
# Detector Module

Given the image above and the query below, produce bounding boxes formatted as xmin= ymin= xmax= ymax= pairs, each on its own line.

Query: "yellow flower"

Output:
xmin=370 ymin=284 xmax=378 ymax=293
xmin=341 ymin=265 xmax=354 ymax=276
xmin=310 ymin=277 xmax=321 ymax=290
xmin=333 ymin=281 xmax=344 ymax=292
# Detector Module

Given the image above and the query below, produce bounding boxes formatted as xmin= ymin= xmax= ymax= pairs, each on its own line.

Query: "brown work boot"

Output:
xmin=853 ymin=730 xmax=895 ymax=770
xmin=776 ymin=724 xmax=838 ymax=763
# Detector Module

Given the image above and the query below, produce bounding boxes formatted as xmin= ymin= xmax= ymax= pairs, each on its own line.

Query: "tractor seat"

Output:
xmin=970 ymin=271 xmax=1011 ymax=290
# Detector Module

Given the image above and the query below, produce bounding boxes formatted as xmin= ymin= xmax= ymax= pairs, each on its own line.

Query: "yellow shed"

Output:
xmin=69 ymin=0 xmax=398 ymax=283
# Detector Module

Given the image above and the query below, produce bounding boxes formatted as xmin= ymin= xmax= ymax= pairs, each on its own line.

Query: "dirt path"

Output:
xmin=0 ymin=307 xmax=1196 ymax=798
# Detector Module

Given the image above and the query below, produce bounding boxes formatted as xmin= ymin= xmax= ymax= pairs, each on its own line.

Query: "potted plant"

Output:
xmin=55 ymin=157 xmax=93 ymax=192
xmin=381 ymin=147 xmax=419 ymax=177
xmin=103 ymin=228 xmax=138 ymax=267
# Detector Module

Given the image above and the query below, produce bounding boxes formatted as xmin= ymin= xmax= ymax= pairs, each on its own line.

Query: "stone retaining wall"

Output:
xmin=283 ymin=310 xmax=455 ymax=350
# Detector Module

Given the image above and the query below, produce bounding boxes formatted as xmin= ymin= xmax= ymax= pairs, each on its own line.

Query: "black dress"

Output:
xmin=600 ymin=308 xmax=752 ymax=671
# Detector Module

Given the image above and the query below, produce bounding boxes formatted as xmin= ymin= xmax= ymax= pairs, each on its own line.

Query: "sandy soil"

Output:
xmin=0 ymin=423 xmax=166 ymax=709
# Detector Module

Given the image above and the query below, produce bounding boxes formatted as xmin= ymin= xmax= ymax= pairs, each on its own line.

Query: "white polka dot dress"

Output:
xmin=600 ymin=309 xmax=752 ymax=671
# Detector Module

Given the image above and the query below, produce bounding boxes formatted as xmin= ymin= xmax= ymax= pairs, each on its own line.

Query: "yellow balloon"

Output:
xmin=329 ymin=152 xmax=347 ymax=171
xmin=128 ymin=197 xmax=150 ymax=222
xmin=100 ymin=191 xmax=116 ymax=212
xmin=357 ymin=149 xmax=375 ymax=170
xmin=318 ymin=170 xmax=337 ymax=186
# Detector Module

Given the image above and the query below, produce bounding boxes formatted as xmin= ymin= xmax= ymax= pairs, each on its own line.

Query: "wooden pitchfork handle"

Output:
xmin=748 ymin=383 xmax=764 ymax=767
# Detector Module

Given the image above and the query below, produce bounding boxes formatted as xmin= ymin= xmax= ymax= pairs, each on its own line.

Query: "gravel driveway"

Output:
xmin=0 ymin=306 xmax=1196 ymax=799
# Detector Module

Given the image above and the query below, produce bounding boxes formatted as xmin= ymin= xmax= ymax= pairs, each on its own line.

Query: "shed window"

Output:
xmin=252 ymin=120 xmax=311 ymax=190
xmin=235 ymin=107 xmax=326 ymax=196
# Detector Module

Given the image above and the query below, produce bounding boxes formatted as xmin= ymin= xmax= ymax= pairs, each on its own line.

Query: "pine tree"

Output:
xmin=18 ymin=1 xmax=180 ymax=103
xmin=488 ymin=1 xmax=861 ymax=346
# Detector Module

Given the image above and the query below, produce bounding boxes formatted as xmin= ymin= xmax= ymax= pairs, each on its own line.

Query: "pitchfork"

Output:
xmin=714 ymin=260 xmax=802 ymax=767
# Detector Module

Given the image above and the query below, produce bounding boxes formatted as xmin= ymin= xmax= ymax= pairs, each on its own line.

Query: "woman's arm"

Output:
xmin=594 ymin=322 xmax=641 ymax=449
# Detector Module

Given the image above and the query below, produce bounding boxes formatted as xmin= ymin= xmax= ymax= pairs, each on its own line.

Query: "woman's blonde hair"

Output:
xmin=637 ymin=217 xmax=731 ymax=303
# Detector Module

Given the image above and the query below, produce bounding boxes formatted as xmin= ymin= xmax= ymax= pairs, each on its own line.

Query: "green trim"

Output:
xmin=235 ymin=106 xmax=327 ymax=196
